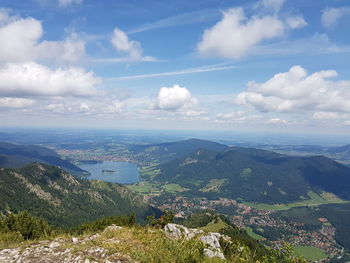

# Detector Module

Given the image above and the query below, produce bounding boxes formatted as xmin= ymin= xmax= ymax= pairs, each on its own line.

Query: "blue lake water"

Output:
xmin=78 ymin=161 xmax=140 ymax=184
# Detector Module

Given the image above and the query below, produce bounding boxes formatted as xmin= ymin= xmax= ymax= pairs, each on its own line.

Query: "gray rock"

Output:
xmin=103 ymin=224 xmax=123 ymax=233
xmin=164 ymin=223 xmax=203 ymax=239
xmin=203 ymin=248 xmax=225 ymax=260
xmin=200 ymin=233 xmax=222 ymax=249
xmin=48 ymin=241 xmax=60 ymax=248
xmin=200 ymin=233 xmax=226 ymax=259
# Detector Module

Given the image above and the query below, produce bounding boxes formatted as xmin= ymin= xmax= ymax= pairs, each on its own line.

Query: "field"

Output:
xmin=162 ymin=184 xmax=189 ymax=193
xmin=127 ymin=182 xmax=188 ymax=194
xmin=244 ymin=227 xmax=265 ymax=240
xmin=126 ymin=181 xmax=162 ymax=194
xmin=199 ymin=217 xmax=228 ymax=233
xmin=292 ymin=246 xmax=327 ymax=261
xmin=244 ymin=191 xmax=348 ymax=211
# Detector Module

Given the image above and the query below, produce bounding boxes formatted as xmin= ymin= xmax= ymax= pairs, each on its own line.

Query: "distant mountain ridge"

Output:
xmin=144 ymin=141 xmax=350 ymax=204
xmin=127 ymin=138 xmax=230 ymax=164
xmin=0 ymin=142 xmax=86 ymax=177
xmin=328 ymin=144 xmax=350 ymax=154
xmin=0 ymin=162 xmax=158 ymax=227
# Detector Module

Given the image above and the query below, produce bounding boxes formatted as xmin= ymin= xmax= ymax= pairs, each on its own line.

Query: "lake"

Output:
xmin=78 ymin=161 xmax=140 ymax=184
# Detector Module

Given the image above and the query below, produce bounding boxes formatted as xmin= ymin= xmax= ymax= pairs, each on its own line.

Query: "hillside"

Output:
xmin=126 ymin=138 xmax=230 ymax=164
xmin=152 ymin=147 xmax=350 ymax=203
xmin=328 ymin=144 xmax=350 ymax=154
xmin=0 ymin=212 xmax=307 ymax=263
xmin=0 ymin=163 xmax=157 ymax=227
xmin=0 ymin=142 xmax=86 ymax=177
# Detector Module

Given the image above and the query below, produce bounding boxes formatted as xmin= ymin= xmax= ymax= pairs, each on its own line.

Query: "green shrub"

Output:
xmin=0 ymin=211 xmax=54 ymax=240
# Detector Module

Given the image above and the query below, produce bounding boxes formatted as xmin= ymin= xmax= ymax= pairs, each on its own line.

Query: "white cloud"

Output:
xmin=0 ymin=62 xmax=100 ymax=97
xmin=322 ymin=7 xmax=350 ymax=28
xmin=58 ymin=0 xmax=83 ymax=7
xmin=111 ymin=28 xmax=143 ymax=61
xmin=0 ymin=97 xmax=35 ymax=108
xmin=43 ymin=96 xmax=128 ymax=116
xmin=198 ymin=8 xmax=285 ymax=59
xmin=0 ymin=9 xmax=85 ymax=63
xmin=156 ymin=85 xmax=196 ymax=110
xmin=102 ymin=101 xmax=125 ymax=114
xmin=39 ymin=33 xmax=86 ymax=64
xmin=197 ymin=2 xmax=307 ymax=59
xmin=285 ymin=16 xmax=307 ymax=29
xmin=235 ymin=65 xmax=350 ymax=114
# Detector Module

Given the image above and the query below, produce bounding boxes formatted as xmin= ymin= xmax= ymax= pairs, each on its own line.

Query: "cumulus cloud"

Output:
xmin=0 ymin=62 xmax=100 ymax=97
xmin=111 ymin=28 xmax=143 ymax=61
xmin=0 ymin=9 xmax=85 ymax=63
xmin=156 ymin=85 xmax=196 ymax=110
xmin=235 ymin=65 xmax=350 ymax=114
xmin=322 ymin=7 xmax=350 ymax=28
xmin=197 ymin=2 xmax=307 ymax=59
xmin=198 ymin=8 xmax=284 ymax=59
xmin=58 ymin=0 xmax=83 ymax=7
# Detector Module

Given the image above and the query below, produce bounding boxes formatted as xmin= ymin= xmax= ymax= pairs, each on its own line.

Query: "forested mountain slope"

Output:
xmin=153 ymin=147 xmax=350 ymax=203
xmin=0 ymin=163 xmax=157 ymax=227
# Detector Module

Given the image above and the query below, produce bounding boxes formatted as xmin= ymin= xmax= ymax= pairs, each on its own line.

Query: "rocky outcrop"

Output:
xmin=164 ymin=223 xmax=228 ymax=260
xmin=0 ymin=224 xmax=230 ymax=262
xmin=200 ymin=232 xmax=226 ymax=260
xmin=0 ymin=238 xmax=134 ymax=263
xmin=0 ymin=226 xmax=133 ymax=263
xmin=164 ymin=223 xmax=204 ymax=239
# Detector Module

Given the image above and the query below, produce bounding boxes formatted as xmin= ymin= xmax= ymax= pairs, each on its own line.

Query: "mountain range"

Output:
xmin=138 ymin=140 xmax=350 ymax=204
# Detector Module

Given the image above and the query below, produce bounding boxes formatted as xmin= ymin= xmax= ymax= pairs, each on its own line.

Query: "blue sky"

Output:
xmin=0 ymin=0 xmax=350 ymax=134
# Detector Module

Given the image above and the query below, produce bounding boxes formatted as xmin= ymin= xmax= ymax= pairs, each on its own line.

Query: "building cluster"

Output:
xmin=149 ymin=194 xmax=344 ymax=258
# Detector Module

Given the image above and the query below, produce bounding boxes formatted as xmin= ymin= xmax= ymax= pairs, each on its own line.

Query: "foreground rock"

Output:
xmin=164 ymin=223 xmax=227 ymax=260
xmin=0 ymin=223 xmax=231 ymax=262
xmin=0 ymin=230 xmax=135 ymax=263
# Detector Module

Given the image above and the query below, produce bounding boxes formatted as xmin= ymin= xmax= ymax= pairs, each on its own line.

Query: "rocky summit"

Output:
xmin=0 ymin=223 xmax=248 ymax=263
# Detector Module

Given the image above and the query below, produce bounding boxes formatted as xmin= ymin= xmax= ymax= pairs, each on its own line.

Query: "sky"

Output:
xmin=0 ymin=0 xmax=350 ymax=134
